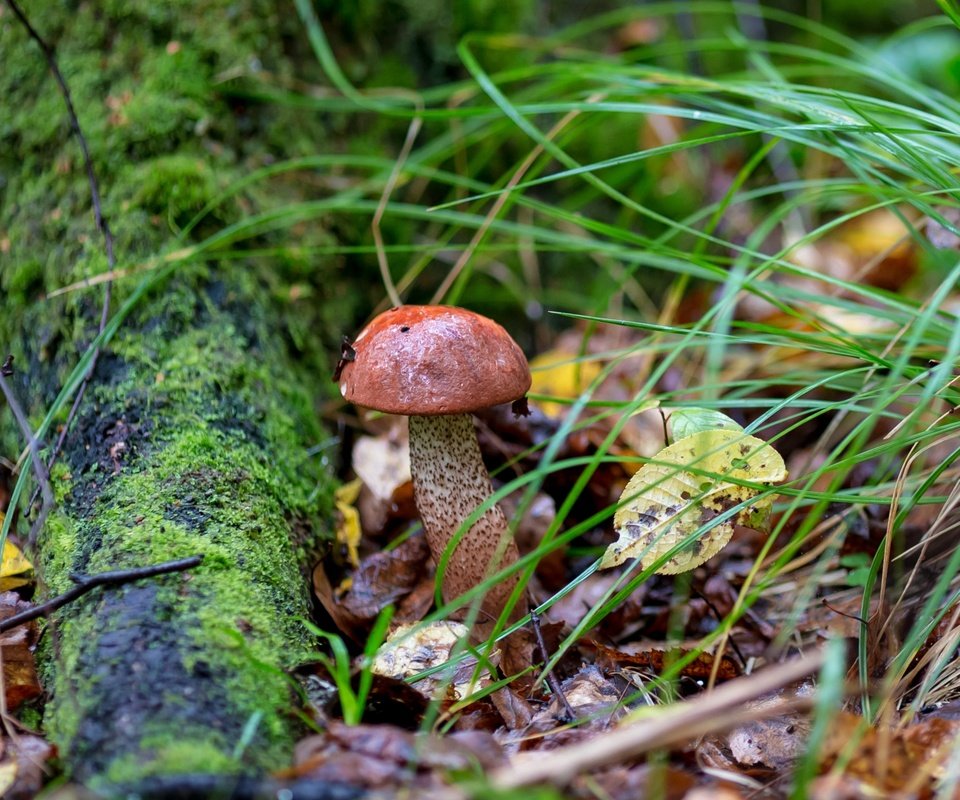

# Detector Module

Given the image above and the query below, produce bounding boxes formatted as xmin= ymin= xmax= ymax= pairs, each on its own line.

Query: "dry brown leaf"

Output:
xmin=497 ymin=623 xmax=567 ymax=696
xmin=817 ymin=710 xmax=960 ymax=798
xmin=313 ymin=533 xmax=430 ymax=640
xmin=548 ymin=570 xmax=650 ymax=640
xmin=490 ymin=685 xmax=535 ymax=732
xmin=497 ymin=666 xmax=623 ymax=757
xmin=571 ymin=764 xmax=696 ymax=800
xmin=391 ymin=574 xmax=435 ymax=626
xmin=592 ymin=641 xmax=742 ymax=682
xmin=286 ymin=722 xmax=504 ymax=791
xmin=726 ymin=709 xmax=810 ymax=769
xmin=547 ymin=664 xmax=624 ymax=720
xmin=0 ymin=734 xmax=54 ymax=800
xmin=0 ymin=592 xmax=41 ymax=710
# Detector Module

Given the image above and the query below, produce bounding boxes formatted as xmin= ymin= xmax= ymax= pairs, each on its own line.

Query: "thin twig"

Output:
xmin=5 ymin=0 xmax=116 ymax=507
xmin=491 ymin=649 xmax=825 ymax=790
xmin=0 ymin=555 xmax=205 ymax=634
xmin=530 ymin=609 xmax=577 ymax=721
xmin=690 ymin=585 xmax=748 ymax=668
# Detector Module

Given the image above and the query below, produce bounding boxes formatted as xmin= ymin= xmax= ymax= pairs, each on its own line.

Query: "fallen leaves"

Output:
xmin=0 ymin=590 xmax=47 ymax=799
xmin=284 ymin=722 xmax=504 ymax=791
xmin=313 ymin=532 xmax=431 ymax=639
xmin=309 ymin=280 xmax=960 ymax=800
xmin=0 ymin=590 xmax=41 ymax=712
xmin=372 ymin=620 xmax=490 ymax=703
xmin=0 ymin=734 xmax=54 ymax=800
xmin=813 ymin=710 xmax=960 ymax=799
xmin=591 ymin=641 xmax=742 ymax=683
xmin=333 ymin=478 xmax=363 ymax=568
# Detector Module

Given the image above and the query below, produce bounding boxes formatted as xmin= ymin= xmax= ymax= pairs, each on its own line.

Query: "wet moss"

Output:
xmin=1 ymin=1 xmax=343 ymax=786
xmin=131 ymin=154 xmax=219 ymax=226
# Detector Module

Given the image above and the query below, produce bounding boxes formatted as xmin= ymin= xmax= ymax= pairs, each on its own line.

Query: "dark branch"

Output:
xmin=0 ymin=555 xmax=205 ymax=633
xmin=4 ymin=0 xmax=115 ymax=268
xmin=530 ymin=609 xmax=577 ymax=721
xmin=5 ymin=0 xmax=116 ymax=510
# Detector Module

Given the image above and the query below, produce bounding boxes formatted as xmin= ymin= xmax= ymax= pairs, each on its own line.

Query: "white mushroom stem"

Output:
xmin=408 ymin=414 xmax=522 ymax=623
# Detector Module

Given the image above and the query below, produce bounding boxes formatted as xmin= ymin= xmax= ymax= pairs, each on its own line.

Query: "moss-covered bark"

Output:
xmin=36 ymin=280 xmax=335 ymax=788
xmin=0 ymin=1 xmax=348 ymax=792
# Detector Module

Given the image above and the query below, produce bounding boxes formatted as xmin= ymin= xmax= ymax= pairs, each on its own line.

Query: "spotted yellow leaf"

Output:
xmin=601 ymin=429 xmax=787 ymax=573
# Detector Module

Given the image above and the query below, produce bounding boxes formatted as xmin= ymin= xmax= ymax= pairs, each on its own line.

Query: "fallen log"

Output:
xmin=0 ymin=0 xmax=347 ymax=792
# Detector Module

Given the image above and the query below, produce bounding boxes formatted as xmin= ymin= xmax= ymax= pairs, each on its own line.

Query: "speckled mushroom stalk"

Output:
xmin=408 ymin=414 xmax=521 ymax=621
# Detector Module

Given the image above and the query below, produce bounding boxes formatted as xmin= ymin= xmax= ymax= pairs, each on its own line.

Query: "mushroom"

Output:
xmin=337 ymin=305 xmax=531 ymax=625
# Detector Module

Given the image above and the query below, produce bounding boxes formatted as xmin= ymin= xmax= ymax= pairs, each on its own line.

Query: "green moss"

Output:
xmin=17 ymin=705 xmax=42 ymax=731
xmin=36 ymin=515 xmax=77 ymax=598
xmin=0 ymin=0 xmax=345 ymax=428
xmin=3 ymin=258 xmax=44 ymax=301
xmin=105 ymin=739 xmax=240 ymax=785
xmin=131 ymin=155 xmax=219 ymax=225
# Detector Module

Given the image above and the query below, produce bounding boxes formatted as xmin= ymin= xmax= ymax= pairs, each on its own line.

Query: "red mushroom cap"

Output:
xmin=339 ymin=305 xmax=531 ymax=416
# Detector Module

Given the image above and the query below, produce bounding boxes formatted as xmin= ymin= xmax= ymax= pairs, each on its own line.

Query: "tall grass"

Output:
xmin=281 ymin=1 xmax=960 ymax=723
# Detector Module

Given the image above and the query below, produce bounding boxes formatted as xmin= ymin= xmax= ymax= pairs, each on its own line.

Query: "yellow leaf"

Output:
xmin=602 ymin=429 xmax=787 ymax=573
xmin=0 ymin=513 xmax=32 ymax=580
xmin=335 ymin=478 xmax=362 ymax=507
xmin=335 ymin=478 xmax=363 ymax=567
xmin=529 ymin=350 xmax=602 ymax=417
xmin=2 ymin=540 xmax=32 ymax=579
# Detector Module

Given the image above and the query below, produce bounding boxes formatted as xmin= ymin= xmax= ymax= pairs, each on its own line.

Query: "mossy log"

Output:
xmin=0 ymin=2 xmax=359 ymax=794
xmin=33 ymin=281 xmax=338 ymax=791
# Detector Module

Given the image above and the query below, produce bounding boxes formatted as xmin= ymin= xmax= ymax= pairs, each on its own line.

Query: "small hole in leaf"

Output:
xmin=699 ymin=481 xmax=712 ymax=492
xmin=731 ymin=458 xmax=749 ymax=470
xmin=400 ymin=326 xmax=410 ymax=332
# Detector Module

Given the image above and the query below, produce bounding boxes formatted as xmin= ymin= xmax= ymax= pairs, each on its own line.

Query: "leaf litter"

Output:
xmin=0 ymin=513 xmax=50 ymax=798
xmin=308 ymin=272 xmax=960 ymax=800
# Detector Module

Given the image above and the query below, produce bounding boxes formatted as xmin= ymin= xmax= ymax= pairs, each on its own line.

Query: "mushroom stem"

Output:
xmin=408 ymin=414 xmax=522 ymax=623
